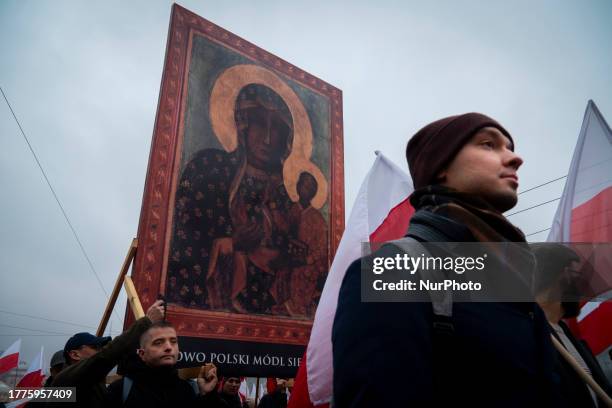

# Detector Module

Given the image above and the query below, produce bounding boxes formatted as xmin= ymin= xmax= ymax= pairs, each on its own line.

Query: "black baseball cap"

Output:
xmin=64 ymin=332 xmax=111 ymax=354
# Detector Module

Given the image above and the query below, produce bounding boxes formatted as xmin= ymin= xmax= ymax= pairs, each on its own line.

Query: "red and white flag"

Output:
xmin=0 ymin=338 xmax=21 ymax=375
xmin=289 ymin=152 xmax=414 ymax=407
xmin=16 ymin=347 xmax=44 ymax=388
xmin=548 ymin=100 xmax=612 ymax=358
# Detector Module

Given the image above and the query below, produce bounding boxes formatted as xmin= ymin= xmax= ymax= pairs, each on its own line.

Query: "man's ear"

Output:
xmin=137 ymin=348 xmax=145 ymax=361
xmin=435 ymin=169 xmax=447 ymax=183
xmin=68 ymin=350 xmax=80 ymax=362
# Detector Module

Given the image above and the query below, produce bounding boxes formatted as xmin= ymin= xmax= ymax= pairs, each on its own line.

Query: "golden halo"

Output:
xmin=283 ymin=157 xmax=328 ymax=210
xmin=209 ymin=64 xmax=328 ymax=209
xmin=209 ymin=64 xmax=312 ymax=158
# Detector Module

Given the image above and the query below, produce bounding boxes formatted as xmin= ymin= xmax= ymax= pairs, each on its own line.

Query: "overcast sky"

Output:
xmin=1 ymin=0 xmax=611 ymax=372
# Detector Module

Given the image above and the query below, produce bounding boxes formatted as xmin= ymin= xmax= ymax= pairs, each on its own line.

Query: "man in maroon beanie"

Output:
xmin=333 ymin=113 xmax=563 ymax=407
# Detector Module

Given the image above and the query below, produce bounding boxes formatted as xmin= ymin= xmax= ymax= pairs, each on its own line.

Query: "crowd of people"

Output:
xmin=3 ymin=112 xmax=611 ymax=408
xmin=6 ymin=301 xmax=290 ymax=408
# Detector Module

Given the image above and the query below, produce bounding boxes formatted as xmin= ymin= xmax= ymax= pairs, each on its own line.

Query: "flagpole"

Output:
xmin=551 ymin=335 xmax=612 ymax=406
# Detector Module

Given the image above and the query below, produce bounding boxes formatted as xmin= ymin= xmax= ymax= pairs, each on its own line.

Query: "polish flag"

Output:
xmin=547 ymin=100 xmax=612 ymax=357
xmin=289 ymin=152 xmax=414 ymax=407
xmin=0 ymin=339 xmax=21 ymax=374
xmin=17 ymin=347 xmax=45 ymax=388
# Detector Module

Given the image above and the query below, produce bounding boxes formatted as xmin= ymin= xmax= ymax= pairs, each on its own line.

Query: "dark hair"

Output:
xmin=139 ymin=321 xmax=175 ymax=347
xmin=531 ymin=243 xmax=580 ymax=294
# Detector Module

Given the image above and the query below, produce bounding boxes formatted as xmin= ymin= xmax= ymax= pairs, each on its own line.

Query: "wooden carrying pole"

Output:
xmin=124 ymin=275 xmax=145 ymax=319
xmin=96 ymin=238 xmax=139 ymax=336
xmin=551 ymin=335 xmax=612 ymax=407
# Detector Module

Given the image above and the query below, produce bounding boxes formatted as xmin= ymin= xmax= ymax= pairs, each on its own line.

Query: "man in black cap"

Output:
xmin=48 ymin=300 xmax=165 ymax=408
xmin=333 ymin=113 xmax=562 ymax=406
xmin=63 ymin=332 xmax=112 ymax=366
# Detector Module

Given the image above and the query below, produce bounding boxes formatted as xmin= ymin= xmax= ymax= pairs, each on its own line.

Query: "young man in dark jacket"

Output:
xmin=106 ymin=321 xmax=221 ymax=407
xmin=49 ymin=300 xmax=165 ymax=408
xmin=533 ymin=243 xmax=612 ymax=407
xmin=332 ymin=113 xmax=561 ymax=407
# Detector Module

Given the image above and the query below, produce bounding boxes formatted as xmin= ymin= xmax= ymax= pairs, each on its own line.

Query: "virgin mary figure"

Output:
xmin=167 ymin=83 xmax=306 ymax=315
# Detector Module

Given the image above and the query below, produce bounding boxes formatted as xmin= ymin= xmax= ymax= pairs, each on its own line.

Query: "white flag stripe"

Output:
xmin=6 ymin=398 xmax=30 ymax=408
xmin=0 ymin=338 xmax=21 ymax=358
xmin=367 ymin=152 xmax=414 ymax=233
xmin=24 ymin=347 xmax=44 ymax=377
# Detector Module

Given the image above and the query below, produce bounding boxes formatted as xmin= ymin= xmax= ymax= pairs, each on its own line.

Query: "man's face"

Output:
xmin=439 ymin=127 xmax=523 ymax=212
xmin=244 ymin=108 xmax=291 ymax=169
xmin=138 ymin=327 xmax=179 ymax=367
xmin=222 ymin=377 xmax=241 ymax=395
xmin=68 ymin=344 xmax=99 ymax=363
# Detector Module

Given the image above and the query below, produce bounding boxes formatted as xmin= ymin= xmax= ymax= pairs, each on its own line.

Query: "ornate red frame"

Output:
xmin=128 ymin=4 xmax=344 ymax=346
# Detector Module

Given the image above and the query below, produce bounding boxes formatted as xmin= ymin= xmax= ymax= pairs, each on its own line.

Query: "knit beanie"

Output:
xmin=406 ymin=113 xmax=513 ymax=189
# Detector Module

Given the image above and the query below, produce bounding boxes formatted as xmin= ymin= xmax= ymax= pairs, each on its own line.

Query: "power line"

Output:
xmin=517 ymin=157 xmax=612 ymax=196
xmin=1 ymin=86 xmax=122 ymax=327
xmin=525 ymin=227 xmax=551 ymax=238
xmin=0 ymin=310 xmax=96 ymax=330
xmin=518 ymin=175 xmax=567 ymax=195
xmin=506 ymin=197 xmax=561 ymax=217
xmin=0 ymin=324 xmax=72 ymax=336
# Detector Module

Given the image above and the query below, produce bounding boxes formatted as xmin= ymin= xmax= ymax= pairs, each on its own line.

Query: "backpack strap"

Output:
xmin=122 ymin=377 xmax=133 ymax=403
xmin=389 ymin=236 xmax=455 ymax=395
xmin=389 ymin=237 xmax=453 ymax=318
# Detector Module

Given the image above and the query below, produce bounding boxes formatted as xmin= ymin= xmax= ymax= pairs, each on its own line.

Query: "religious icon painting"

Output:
xmin=129 ymin=4 xmax=344 ymax=376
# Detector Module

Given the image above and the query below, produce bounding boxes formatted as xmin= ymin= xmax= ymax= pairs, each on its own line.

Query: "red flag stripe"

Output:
xmin=370 ymin=198 xmax=414 ymax=243
xmin=0 ymin=353 xmax=19 ymax=374
xmin=573 ymin=303 xmax=612 ymax=355
xmin=16 ymin=370 xmax=44 ymax=388
xmin=570 ymin=186 xmax=612 ymax=241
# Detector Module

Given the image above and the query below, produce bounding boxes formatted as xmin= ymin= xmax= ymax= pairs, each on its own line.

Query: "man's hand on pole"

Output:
xmin=146 ymin=299 xmax=165 ymax=323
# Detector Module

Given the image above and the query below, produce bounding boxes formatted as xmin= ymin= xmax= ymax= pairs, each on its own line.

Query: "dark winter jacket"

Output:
xmin=258 ymin=390 xmax=288 ymax=408
xmin=106 ymin=361 xmax=222 ymax=408
xmin=217 ymin=392 xmax=249 ymax=408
